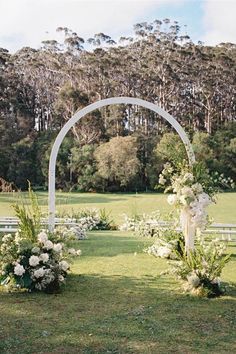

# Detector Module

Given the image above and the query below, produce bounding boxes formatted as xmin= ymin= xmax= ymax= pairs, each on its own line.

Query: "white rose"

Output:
xmin=183 ymin=173 xmax=194 ymax=182
xmin=29 ymin=255 xmax=40 ymax=267
xmin=44 ymin=240 xmax=53 ymax=250
xmin=181 ymin=186 xmax=194 ymax=198
xmin=53 ymin=243 xmax=62 ymax=253
xmin=157 ymin=246 xmax=172 ymax=258
xmin=37 ymin=231 xmax=48 ymax=244
xmin=14 ymin=263 xmax=25 ymax=276
xmin=34 ymin=267 xmax=45 ymax=278
xmin=68 ymin=248 xmax=76 ymax=255
xmin=198 ymin=193 xmax=211 ymax=207
xmin=59 ymin=260 xmax=69 ymax=272
xmin=76 ymin=250 xmax=82 ymax=256
xmin=39 ymin=253 xmax=49 ymax=263
xmin=167 ymin=194 xmax=177 ymax=205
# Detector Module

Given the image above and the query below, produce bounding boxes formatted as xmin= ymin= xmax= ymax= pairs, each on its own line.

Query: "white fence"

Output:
xmin=0 ymin=217 xmax=236 ymax=241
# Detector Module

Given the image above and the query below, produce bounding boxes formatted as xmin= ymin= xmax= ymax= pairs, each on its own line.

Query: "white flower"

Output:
xmin=29 ymin=255 xmax=40 ymax=267
xmin=187 ymin=273 xmax=200 ymax=288
xmin=68 ymin=248 xmax=76 ymax=255
xmin=157 ymin=246 xmax=172 ymax=258
xmin=183 ymin=173 xmax=194 ymax=182
xmin=44 ymin=240 xmax=53 ymax=250
xmin=198 ymin=193 xmax=211 ymax=207
xmin=58 ymin=275 xmax=65 ymax=282
xmin=37 ymin=231 xmax=48 ymax=244
xmin=32 ymin=246 xmax=40 ymax=254
xmin=167 ymin=194 xmax=177 ymax=205
xmin=76 ymin=250 xmax=82 ymax=256
xmin=39 ymin=253 xmax=49 ymax=263
xmin=53 ymin=243 xmax=62 ymax=253
xmin=34 ymin=267 xmax=45 ymax=278
xmin=159 ymin=175 xmax=166 ymax=185
xmin=181 ymin=186 xmax=194 ymax=198
xmin=179 ymin=195 xmax=188 ymax=206
xmin=2 ymin=234 xmax=13 ymax=243
xmin=14 ymin=263 xmax=25 ymax=276
xmin=211 ymin=277 xmax=220 ymax=286
xmin=192 ymin=183 xmax=203 ymax=194
xmin=59 ymin=260 xmax=69 ymax=272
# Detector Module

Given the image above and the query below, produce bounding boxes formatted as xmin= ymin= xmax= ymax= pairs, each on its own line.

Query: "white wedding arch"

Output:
xmin=48 ymin=97 xmax=195 ymax=230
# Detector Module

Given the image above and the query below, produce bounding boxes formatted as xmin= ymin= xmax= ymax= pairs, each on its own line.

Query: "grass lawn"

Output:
xmin=0 ymin=192 xmax=236 ymax=353
xmin=0 ymin=191 xmax=236 ymax=224
xmin=0 ymin=231 xmax=236 ymax=354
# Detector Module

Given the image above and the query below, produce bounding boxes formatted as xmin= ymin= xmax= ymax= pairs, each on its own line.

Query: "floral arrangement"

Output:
xmin=167 ymin=238 xmax=231 ymax=298
xmin=156 ymin=161 xmax=233 ymax=297
xmin=0 ymin=187 xmax=81 ymax=293
xmin=160 ymin=162 xmax=213 ymax=230
xmin=56 ymin=207 xmax=117 ymax=231
xmin=145 ymin=229 xmax=184 ymax=259
xmin=159 ymin=162 xmax=235 ymax=252
xmin=0 ymin=230 xmax=81 ymax=293
xmin=120 ymin=210 xmax=161 ymax=234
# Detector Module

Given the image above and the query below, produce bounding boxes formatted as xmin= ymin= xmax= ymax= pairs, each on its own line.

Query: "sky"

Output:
xmin=0 ymin=0 xmax=235 ymax=53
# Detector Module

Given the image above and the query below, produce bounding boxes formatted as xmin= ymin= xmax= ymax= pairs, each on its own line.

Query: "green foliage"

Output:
xmin=7 ymin=137 xmax=37 ymax=190
xmin=155 ymin=133 xmax=187 ymax=168
xmin=0 ymin=21 xmax=236 ymax=191
xmin=192 ymin=132 xmax=214 ymax=166
xmin=70 ymin=144 xmax=104 ymax=191
xmin=13 ymin=184 xmax=42 ymax=242
xmin=95 ymin=136 xmax=141 ymax=189
xmin=170 ymin=239 xmax=231 ymax=297
xmin=97 ymin=208 xmax=117 ymax=230
xmin=1 ymin=231 xmax=235 ymax=353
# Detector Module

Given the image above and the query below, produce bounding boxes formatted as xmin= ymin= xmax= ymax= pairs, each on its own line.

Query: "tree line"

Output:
xmin=0 ymin=19 xmax=235 ymax=191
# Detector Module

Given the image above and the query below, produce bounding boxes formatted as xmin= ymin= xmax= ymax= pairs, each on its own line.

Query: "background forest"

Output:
xmin=0 ymin=19 xmax=235 ymax=192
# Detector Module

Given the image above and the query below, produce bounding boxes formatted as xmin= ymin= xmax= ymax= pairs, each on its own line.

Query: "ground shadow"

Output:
xmin=1 ymin=273 xmax=236 ymax=354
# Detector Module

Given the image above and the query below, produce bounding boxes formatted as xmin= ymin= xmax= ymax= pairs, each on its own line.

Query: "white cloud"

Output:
xmin=0 ymin=0 xmax=183 ymax=52
xmin=202 ymin=0 xmax=236 ymax=45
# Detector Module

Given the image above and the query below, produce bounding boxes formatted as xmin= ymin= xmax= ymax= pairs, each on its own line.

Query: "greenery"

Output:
xmin=0 ymin=230 xmax=236 ymax=353
xmin=169 ymin=239 xmax=231 ymax=298
xmin=0 ymin=190 xmax=81 ymax=293
xmin=56 ymin=207 xmax=117 ymax=231
xmin=94 ymin=136 xmax=141 ymax=190
xmin=13 ymin=185 xmax=42 ymax=242
xmin=0 ymin=192 xmax=235 ymax=224
xmin=0 ymin=18 xmax=236 ymax=191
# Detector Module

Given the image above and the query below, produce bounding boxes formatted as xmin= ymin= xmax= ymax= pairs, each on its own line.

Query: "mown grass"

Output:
xmin=0 ymin=193 xmax=236 ymax=353
xmin=0 ymin=231 xmax=236 ymax=354
xmin=0 ymin=191 xmax=236 ymax=224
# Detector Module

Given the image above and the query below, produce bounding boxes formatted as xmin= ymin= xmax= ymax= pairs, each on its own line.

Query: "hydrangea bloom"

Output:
xmin=59 ymin=260 xmax=69 ymax=271
xmin=34 ymin=267 xmax=45 ymax=278
xmin=44 ymin=240 xmax=53 ymax=250
xmin=39 ymin=253 xmax=49 ymax=263
xmin=37 ymin=231 xmax=48 ymax=244
xmin=29 ymin=255 xmax=40 ymax=267
xmin=14 ymin=263 xmax=25 ymax=276
xmin=53 ymin=243 xmax=62 ymax=253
